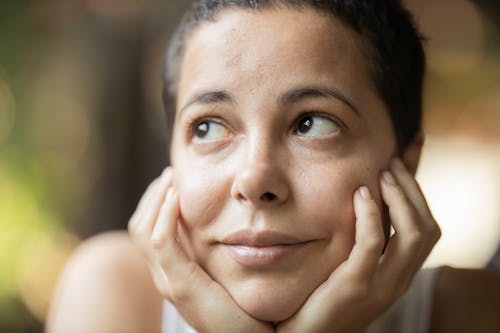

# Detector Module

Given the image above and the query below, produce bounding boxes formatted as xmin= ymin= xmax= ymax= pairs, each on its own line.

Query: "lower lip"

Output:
xmin=223 ymin=243 xmax=307 ymax=267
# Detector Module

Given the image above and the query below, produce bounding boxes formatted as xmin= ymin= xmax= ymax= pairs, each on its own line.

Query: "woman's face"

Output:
xmin=171 ymin=8 xmax=396 ymax=322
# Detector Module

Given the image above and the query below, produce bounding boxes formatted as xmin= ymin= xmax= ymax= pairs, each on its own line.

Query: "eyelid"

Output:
xmin=293 ymin=111 xmax=347 ymax=132
xmin=188 ymin=116 xmax=232 ymax=142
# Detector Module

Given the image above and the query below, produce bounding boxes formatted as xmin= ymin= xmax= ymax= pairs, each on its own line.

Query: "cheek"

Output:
xmin=297 ymin=156 xmax=384 ymax=232
xmin=357 ymin=153 xmax=391 ymax=204
xmin=175 ymin=167 xmax=229 ymax=228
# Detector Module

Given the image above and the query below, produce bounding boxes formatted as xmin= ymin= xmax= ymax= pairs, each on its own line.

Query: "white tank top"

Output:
xmin=162 ymin=267 xmax=441 ymax=333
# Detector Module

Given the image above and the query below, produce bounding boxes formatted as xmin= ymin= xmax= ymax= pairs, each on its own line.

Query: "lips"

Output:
xmin=220 ymin=230 xmax=311 ymax=267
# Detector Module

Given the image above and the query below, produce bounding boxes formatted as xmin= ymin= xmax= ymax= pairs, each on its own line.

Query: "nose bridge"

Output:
xmin=247 ymin=131 xmax=274 ymax=168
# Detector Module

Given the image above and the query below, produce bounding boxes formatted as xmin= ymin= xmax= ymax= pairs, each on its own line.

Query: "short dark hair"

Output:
xmin=164 ymin=0 xmax=425 ymax=151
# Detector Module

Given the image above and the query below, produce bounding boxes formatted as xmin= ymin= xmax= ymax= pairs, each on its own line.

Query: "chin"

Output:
xmin=228 ymin=279 xmax=310 ymax=322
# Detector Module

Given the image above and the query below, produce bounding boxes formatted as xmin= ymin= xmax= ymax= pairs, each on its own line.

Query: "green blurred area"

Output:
xmin=1 ymin=2 xmax=56 ymax=331
xmin=0 ymin=1 xmax=173 ymax=331
xmin=0 ymin=0 xmax=499 ymax=332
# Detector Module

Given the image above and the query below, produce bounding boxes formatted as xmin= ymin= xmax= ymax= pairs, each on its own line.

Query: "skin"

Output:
xmin=169 ymin=8 xmax=397 ymax=322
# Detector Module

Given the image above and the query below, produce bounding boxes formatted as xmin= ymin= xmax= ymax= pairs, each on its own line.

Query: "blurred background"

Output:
xmin=0 ymin=0 xmax=499 ymax=331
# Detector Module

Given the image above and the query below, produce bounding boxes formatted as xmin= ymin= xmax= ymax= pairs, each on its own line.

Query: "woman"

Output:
xmin=47 ymin=1 xmax=500 ymax=332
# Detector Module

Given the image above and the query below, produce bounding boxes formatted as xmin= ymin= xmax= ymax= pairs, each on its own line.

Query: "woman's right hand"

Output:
xmin=128 ymin=167 xmax=275 ymax=333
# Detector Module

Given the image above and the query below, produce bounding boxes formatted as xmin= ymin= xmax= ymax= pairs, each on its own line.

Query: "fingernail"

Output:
xmin=382 ymin=170 xmax=397 ymax=185
xmin=359 ymin=186 xmax=372 ymax=200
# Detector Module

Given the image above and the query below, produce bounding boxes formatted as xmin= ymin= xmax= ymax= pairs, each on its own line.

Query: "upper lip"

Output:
xmin=220 ymin=229 xmax=307 ymax=247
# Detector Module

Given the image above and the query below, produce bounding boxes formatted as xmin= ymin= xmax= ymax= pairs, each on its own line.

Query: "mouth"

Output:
xmin=219 ymin=229 xmax=313 ymax=268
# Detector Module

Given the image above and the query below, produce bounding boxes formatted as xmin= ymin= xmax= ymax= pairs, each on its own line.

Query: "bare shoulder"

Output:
xmin=430 ymin=266 xmax=500 ymax=333
xmin=46 ymin=231 xmax=163 ymax=333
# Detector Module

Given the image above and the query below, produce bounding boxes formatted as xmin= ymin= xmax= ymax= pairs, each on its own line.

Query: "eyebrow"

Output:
xmin=179 ymin=85 xmax=360 ymax=116
xmin=278 ymin=85 xmax=360 ymax=116
xmin=180 ymin=91 xmax=235 ymax=113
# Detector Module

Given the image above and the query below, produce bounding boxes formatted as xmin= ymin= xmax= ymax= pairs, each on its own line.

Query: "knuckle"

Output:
xmin=421 ymin=220 xmax=441 ymax=245
xmin=365 ymin=206 xmax=381 ymax=220
xmin=151 ymin=266 xmax=170 ymax=296
xmin=391 ymin=185 xmax=407 ymax=202
xmin=128 ymin=225 xmax=142 ymax=240
xmin=169 ymin=282 xmax=189 ymax=303
xmin=156 ymin=284 xmax=170 ymax=298
xmin=406 ymin=229 xmax=424 ymax=248
xmin=147 ymin=178 xmax=161 ymax=192
xmin=169 ymin=264 xmax=197 ymax=303
xmin=132 ymin=223 xmax=148 ymax=237
xmin=363 ymin=233 xmax=384 ymax=252
xmin=151 ymin=237 xmax=164 ymax=250
xmin=432 ymin=222 xmax=442 ymax=242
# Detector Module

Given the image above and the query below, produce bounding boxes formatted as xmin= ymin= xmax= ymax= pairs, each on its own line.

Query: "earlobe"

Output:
xmin=401 ymin=131 xmax=425 ymax=176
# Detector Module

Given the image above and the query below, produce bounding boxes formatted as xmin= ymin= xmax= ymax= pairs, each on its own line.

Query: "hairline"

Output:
xmin=163 ymin=0 xmax=425 ymax=153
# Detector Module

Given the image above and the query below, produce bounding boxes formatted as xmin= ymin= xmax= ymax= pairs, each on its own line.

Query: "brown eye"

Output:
xmin=296 ymin=115 xmax=340 ymax=137
xmin=297 ymin=116 xmax=314 ymax=134
xmin=192 ymin=120 xmax=228 ymax=141
xmin=195 ymin=122 xmax=210 ymax=138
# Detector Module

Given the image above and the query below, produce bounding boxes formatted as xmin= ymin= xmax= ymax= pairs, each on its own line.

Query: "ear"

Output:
xmin=401 ymin=131 xmax=425 ymax=176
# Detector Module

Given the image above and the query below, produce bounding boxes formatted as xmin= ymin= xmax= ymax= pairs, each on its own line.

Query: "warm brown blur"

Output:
xmin=0 ymin=0 xmax=498 ymax=331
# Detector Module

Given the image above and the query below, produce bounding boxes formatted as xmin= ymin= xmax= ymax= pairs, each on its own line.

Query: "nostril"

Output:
xmin=236 ymin=193 xmax=247 ymax=201
xmin=260 ymin=192 xmax=277 ymax=202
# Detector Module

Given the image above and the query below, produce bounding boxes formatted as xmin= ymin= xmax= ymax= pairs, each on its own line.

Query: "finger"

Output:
xmin=345 ymin=186 xmax=385 ymax=281
xmin=148 ymin=261 xmax=170 ymax=297
xmin=153 ymin=187 xmax=193 ymax=280
xmin=390 ymin=158 xmax=441 ymax=244
xmin=150 ymin=187 xmax=198 ymax=298
xmin=378 ymin=170 xmax=425 ymax=278
xmin=390 ymin=158 xmax=433 ymax=223
xmin=138 ymin=167 xmax=174 ymax=235
xmin=151 ymin=188 xmax=179 ymax=250
xmin=148 ymin=188 xmax=189 ymax=298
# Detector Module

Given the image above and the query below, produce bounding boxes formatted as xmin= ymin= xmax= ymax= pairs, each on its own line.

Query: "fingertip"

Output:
xmin=380 ymin=170 xmax=397 ymax=186
xmin=359 ymin=186 xmax=372 ymax=200
xmin=354 ymin=186 xmax=372 ymax=202
xmin=354 ymin=186 xmax=374 ymax=216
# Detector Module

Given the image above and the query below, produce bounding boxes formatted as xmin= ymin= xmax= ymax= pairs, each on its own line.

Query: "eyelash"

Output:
xmin=186 ymin=115 xmax=228 ymax=139
xmin=292 ymin=111 xmax=347 ymax=133
xmin=184 ymin=110 xmax=347 ymax=141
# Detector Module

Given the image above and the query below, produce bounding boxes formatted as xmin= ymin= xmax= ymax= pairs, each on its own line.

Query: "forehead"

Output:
xmin=177 ymin=7 xmax=378 ymax=113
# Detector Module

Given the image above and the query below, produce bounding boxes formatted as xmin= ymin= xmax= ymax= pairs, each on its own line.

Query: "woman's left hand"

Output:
xmin=277 ymin=158 xmax=441 ymax=333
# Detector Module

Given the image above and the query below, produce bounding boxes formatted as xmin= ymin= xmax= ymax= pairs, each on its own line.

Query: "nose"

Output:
xmin=230 ymin=145 xmax=290 ymax=207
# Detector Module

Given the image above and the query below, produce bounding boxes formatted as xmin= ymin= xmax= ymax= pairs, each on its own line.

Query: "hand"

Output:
xmin=128 ymin=167 xmax=275 ymax=333
xmin=277 ymin=158 xmax=441 ymax=333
